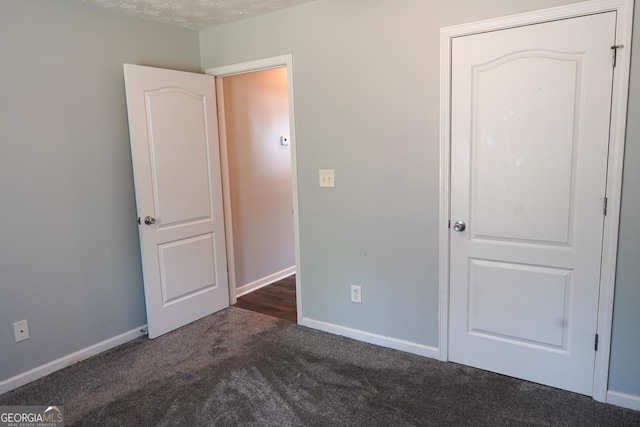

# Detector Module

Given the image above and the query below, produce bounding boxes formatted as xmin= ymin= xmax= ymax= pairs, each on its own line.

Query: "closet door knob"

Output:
xmin=453 ymin=221 xmax=466 ymax=232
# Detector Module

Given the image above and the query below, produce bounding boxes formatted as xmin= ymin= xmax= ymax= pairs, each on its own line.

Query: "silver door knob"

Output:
xmin=453 ymin=220 xmax=466 ymax=232
xmin=144 ymin=216 xmax=156 ymax=225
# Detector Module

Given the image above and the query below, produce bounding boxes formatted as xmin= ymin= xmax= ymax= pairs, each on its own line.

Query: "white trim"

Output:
xmin=206 ymin=55 xmax=290 ymax=77
xmin=607 ymin=390 xmax=640 ymax=411
xmin=236 ymin=266 xmax=296 ymax=297
xmin=439 ymin=0 xmax=633 ymax=399
xmin=440 ymin=0 xmax=630 ymax=36
xmin=0 ymin=326 xmax=146 ymax=394
xmin=302 ymin=318 xmax=440 ymax=359
xmin=438 ymin=22 xmax=452 ymax=362
xmin=214 ymin=78 xmax=237 ymax=306
xmin=206 ymin=54 xmax=303 ymax=324
xmin=592 ymin=0 xmax=635 ymax=402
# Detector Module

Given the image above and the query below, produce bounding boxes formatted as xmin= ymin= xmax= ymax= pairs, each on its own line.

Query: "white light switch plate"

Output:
xmin=319 ymin=169 xmax=335 ymax=188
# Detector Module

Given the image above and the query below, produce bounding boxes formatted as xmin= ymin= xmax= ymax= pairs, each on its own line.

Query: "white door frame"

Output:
xmin=439 ymin=0 xmax=634 ymax=401
xmin=205 ymin=55 xmax=302 ymax=323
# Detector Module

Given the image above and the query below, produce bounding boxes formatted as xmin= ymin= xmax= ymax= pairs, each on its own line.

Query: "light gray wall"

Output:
xmin=0 ymin=0 xmax=200 ymax=381
xmin=222 ymin=69 xmax=295 ymax=289
xmin=200 ymin=0 xmax=640 ymax=395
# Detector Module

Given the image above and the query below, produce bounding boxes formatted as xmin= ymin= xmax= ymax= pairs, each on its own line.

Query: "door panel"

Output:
xmin=147 ymin=88 xmax=213 ymax=226
xmin=124 ymin=64 xmax=229 ymax=339
xmin=472 ymin=52 xmax=578 ymax=244
xmin=158 ymin=234 xmax=217 ymax=303
xmin=469 ymin=260 xmax=570 ymax=348
xmin=449 ymin=12 xmax=616 ymax=395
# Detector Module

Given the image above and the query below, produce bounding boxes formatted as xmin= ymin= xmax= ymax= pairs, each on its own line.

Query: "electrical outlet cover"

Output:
xmin=13 ymin=319 xmax=30 ymax=342
xmin=351 ymin=285 xmax=362 ymax=303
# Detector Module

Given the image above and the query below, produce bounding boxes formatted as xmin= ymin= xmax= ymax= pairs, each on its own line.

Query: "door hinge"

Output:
xmin=603 ymin=197 xmax=608 ymax=216
xmin=611 ymin=45 xmax=624 ymax=68
xmin=595 ymin=333 xmax=599 ymax=351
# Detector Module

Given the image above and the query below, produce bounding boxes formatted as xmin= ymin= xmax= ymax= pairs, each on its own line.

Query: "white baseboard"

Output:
xmin=607 ymin=390 xmax=640 ymax=411
xmin=301 ymin=317 xmax=439 ymax=359
xmin=0 ymin=325 xmax=147 ymax=395
xmin=236 ymin=266 xmax=295 ymax=297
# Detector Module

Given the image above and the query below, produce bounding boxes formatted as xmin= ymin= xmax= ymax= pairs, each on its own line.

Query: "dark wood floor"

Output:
xmin=233 ymin=274 xmax=297 ymax=322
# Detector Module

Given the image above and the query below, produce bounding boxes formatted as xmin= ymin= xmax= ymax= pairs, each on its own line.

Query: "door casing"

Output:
xmin=205 ymin=55 xmax=302 ymax=323
xmin=439 ymin=0 xmax=634 ymax=402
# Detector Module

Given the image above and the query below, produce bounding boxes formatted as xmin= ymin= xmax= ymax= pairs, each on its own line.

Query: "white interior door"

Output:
xmin=449 ymin=12 xmax=616 ymax=395
xmin=124 ymin=64 xmax=229 ymax=339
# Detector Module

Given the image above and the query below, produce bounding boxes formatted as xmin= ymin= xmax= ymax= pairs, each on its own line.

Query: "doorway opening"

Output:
xmin=207 ymin=56 xmax=301 ymax=323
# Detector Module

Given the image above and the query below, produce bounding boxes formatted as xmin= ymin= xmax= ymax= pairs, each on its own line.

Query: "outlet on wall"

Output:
xmin=351 ymin=285 xmax=362 ymax=304
xmin=13 ymin=319 xmax=30 ymax=343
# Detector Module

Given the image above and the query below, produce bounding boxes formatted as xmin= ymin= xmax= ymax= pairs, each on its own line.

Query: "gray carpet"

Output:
xmin=1 ymin=307 xmax=639 ymax=426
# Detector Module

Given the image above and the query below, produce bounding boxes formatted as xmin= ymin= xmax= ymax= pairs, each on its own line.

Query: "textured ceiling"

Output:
xmin=72 ymin=0 xmax=315 ymax=30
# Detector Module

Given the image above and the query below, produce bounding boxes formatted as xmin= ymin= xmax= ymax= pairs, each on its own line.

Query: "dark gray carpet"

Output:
xmin=1 ymin=307 xmax=638 ymax=426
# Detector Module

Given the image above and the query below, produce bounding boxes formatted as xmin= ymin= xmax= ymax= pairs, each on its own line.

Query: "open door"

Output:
xmin=123 ymin=64 xmax=229 ymax=339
